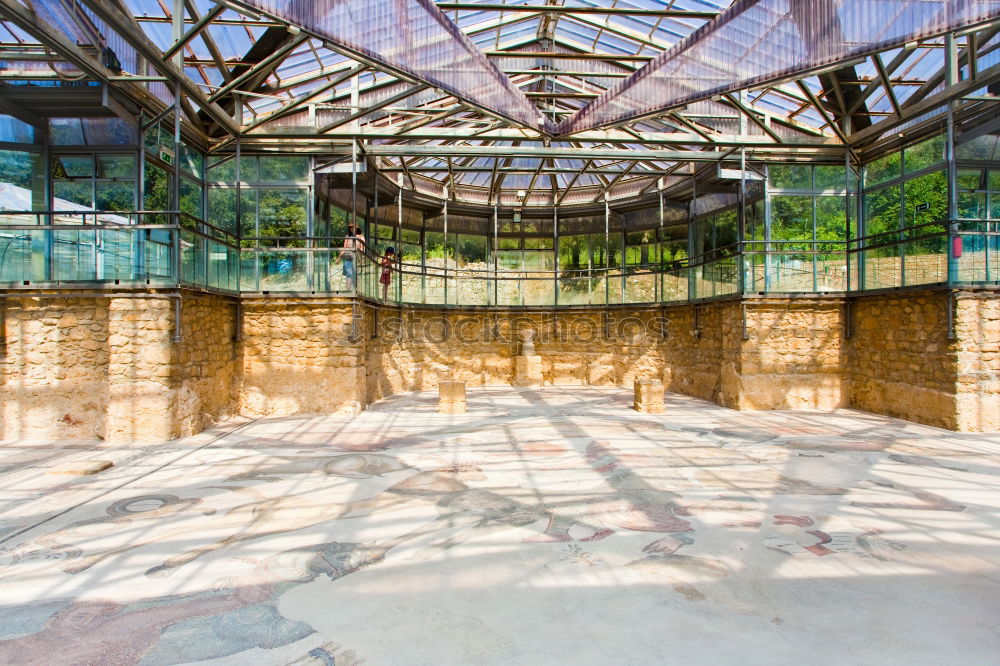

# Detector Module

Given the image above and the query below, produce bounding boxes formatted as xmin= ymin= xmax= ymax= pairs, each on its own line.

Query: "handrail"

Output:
xmin=3 ymin=213 xmax=998 ymax=300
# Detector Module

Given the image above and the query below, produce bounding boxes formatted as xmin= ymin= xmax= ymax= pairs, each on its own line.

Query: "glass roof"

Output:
xmin=1 ymin=0 xmax=997 ymax=204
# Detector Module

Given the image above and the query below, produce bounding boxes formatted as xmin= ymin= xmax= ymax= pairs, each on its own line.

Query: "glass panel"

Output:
xmin=99 ymin=228 xmax=136 ymax=280
xmin=558 ymin=234 xmax=589 ymax=270
xmin=904 ymin=134 xmax=945 ymax=173
xmin=238 ymin=156 xmax=259 ymax=182
xmin=50 ymin=118 xmax=85 ymax=146
xmin=814 ymin=165 xmax=847 ymax=191
xmin=715 ymin=209 xmax=738 ymax=248
xmin=180 ymin=141 xmax=203 ymax=179
xmin=52 ymin=229 xmax=97 ymax=280
xmin=0 ymin=114 xmax=35 ymax=143
xmin=55 ymin=155 xmax=93 ymax=178
xmin=0 ymin=230 xmax=41 ymax=282
xmin=770 ymin=164 xmax=811 ymax=190
xmin=815 ymin=196 xmax=847 ymax=291
xmin=957 ymin=168 xmax=984 ymax=191
xmin=902 ymin=235 xmax=947 ymax=287
xmin=770 ymin=196 xmax=813 ymax=241
xmin=180 ymin=177 xmax=203 ymax=218
xmin=208 ymin=187 xmax=237 ymax=235
xmin=990 ymin=194 xmax=1000 ymax=220
xmin=457 ymin=234 xmax=486 ymax=266
xmin=98 ymin=155 xmax=135 ymax=179
xmin=259 ymin=155 xmax=309 ymax=182
xmin=144 ymin=161 xmax=170 ymax=224
xmin=207 ymin=156 xmax=236 ymax=183
xmin=54 ymin=181 xmax=92 ymax=208
xmin=524 ymin=237 xmax=553 ymax=250
xmin=257 ymin=188 xmax=307 ymax=245
xmin=96 ymin=182 xmax=135 ymax=211
xmin=589 ymin=233 xmax=608 ymax=267
xmin=0 ymin=149 xmax=43 ymax=211
xmin=865 ymin=151 xmax=901 ymax=187
xmin=257 ymin=250 xmax=309 ymax=291
xmin=956 ymin=133 xmax=1000 ymax=161
xmin=240 ymin=189 xmax=257 ymax=244
xmin=903 ymin=170 xmax=947 ymax=232
xmin=144 ymin=229 xmax=174 ymax=280
xmin=181 ymin=230 xmax=206 ymax=287
xmin=960 ymin=194 xmax=986 ymax=220
xmin=864 ymin=185 xmax=901 ymax=236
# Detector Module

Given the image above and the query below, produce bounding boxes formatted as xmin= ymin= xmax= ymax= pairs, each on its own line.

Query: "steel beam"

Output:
xmin=162 ymin=3 xmax=225 ymax=60
xmin=239 ymin=126 xmax=838 ymax=149
xmin=208 ymin=33 xmax=309 ymax=103
xmin=436 ymin=4 xmax=719 ymax=19
xmin=850 ymin=60 xmax=1000 ymax=145
xmin=317 ymin=84 xmax=431 ymax=134
xmin=365 ymin=144 xmax=726 ymax=162
xmin=80 ymin=0 xmax=240 ymax=135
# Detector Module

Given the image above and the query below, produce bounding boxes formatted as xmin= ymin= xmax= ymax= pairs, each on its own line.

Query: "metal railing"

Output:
xmin=2 ymin=211 xmax=997 ymax=304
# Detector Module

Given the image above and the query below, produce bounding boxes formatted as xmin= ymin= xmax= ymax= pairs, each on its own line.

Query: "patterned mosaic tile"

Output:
xmin=0 ymin=387 xmax=998 ymax=665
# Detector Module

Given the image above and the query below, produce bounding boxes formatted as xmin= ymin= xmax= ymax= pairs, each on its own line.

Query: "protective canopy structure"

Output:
xmin=559 ymin=0 xmax=1000 ymax=135
xmin=238 ymin=0 xmax=547 ymax=132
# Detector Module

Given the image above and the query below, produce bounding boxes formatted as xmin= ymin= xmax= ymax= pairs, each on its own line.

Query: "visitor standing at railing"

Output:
xmin=380 ymin=246 xmax=395 ymax=300
xmin=341 ymin=224 xmax=365 ymax=291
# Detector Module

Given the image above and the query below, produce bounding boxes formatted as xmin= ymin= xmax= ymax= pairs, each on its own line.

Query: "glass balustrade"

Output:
xmin=2 ymin=212 xmax=997 ymax=301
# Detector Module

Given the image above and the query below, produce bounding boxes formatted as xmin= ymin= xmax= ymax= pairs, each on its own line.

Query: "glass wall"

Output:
xmin=4 ymin=114 xmax=996 ymax=300
xmin=861 ymin=134 xmax=948 ymax=289
xmin=0 ymin=115 xmax=45 ymax=281
xmin=760 ymin=163 xmax=853 ymax=293
xmin=954 ymin=129 xmax=1000 ymax=282
xmin=210 ymin=155 xmax=310 ymax=292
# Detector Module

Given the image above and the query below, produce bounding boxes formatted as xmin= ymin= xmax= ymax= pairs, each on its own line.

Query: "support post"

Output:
xmin=172 ymin=296 xmax=182 ymax=343
xmin=946 ymin=32 xmax=960 ymax=286
xmin=738 ymin=147 xmax=747 ymax=295
xmin=233 ymin=300 xmax=242 ymax=342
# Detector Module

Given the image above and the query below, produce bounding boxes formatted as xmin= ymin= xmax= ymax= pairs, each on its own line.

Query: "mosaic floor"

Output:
xmin=1 ymin=387 xmax=999 ymax=665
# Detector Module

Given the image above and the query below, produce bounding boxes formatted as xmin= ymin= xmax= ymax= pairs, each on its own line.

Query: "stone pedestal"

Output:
xmin=514 ymin=355 xmax=543 ymax=387
xmin=438 ymin=380 xmax=466 ymax=414
xmin=634 ymin=378 xmax=665 ymax=413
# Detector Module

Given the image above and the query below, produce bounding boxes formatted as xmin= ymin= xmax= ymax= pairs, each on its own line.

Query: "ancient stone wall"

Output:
xmin=847 ymin=290 xmax=959 ymax=429
xmin=1 ymin=293 xmax=238 ymax=441
xmin=3 ymin=289 xmax=996 ymax=440
xmin=733 ymin=301 xmax=846 ymax=410
xmin=1 ymin=296 xmax=110 ymax=440
xmin=361 ymin=301 xmax=844 ymax=411
xmin=239 ymin=299 xmax=364 ymax=417
xmin=953 ymin=292 xmax=1000 ymax=431
xmin=363 ymin=307 xmax=668 ymax=404
xmin=662 ymin=302 xmax=737 ymax=404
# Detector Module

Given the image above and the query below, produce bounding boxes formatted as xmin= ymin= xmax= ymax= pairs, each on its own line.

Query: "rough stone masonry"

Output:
xmin=1 ymin=288 xmax=997 ymax=440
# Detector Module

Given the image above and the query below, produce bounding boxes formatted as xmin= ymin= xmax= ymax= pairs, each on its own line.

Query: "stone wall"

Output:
xmin=954 ymin=292 xmax=1000 ymax=431
xmin=846 ymin=289 xmax=1000 ymax=432
xmin=847 ymin=290 xmax=957 ymax=429
xmin=1 ymin=293 xmax=238 ymax=442
xmin=733 ymin=301 xmax=846 ymax=410
xmin=2 ymin=289 xmax=996 ymax=440
xmin=1 ymin=296 xmax=110 ymax=440
xmin=239 ymin=299 xmax=364 ymax=417
xmin=363 ymin=307 xmax=680 ymax=402
xmin=101 ymin=295 xmax=238 ymax=442
xmin=361 ymin=300 xmax=842 ymax=411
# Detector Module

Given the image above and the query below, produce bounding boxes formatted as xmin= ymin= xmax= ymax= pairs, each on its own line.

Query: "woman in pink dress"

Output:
xmin=379 ymin=246 xmax=395 ymax=300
